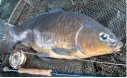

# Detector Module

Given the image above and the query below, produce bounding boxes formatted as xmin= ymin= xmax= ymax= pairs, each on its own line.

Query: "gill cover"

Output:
xmin=77 ymin=19 xmax=114 ymax=57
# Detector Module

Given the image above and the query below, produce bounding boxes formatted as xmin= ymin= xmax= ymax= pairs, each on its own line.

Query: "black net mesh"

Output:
xmin=0 ymin=0 xmax=126 ymax=77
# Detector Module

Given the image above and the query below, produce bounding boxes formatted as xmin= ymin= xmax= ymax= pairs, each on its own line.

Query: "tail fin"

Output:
xmin=0 ymin=19 xmax=15 ymax=54
xmin=0 ymin=19 xmax=14 ymax=40
xmin=0 ymin=19 xmax=14 ymax=27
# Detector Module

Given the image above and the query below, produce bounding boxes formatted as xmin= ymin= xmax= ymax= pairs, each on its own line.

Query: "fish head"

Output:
xmin=78 ymin=19 xmax=123 ymax=57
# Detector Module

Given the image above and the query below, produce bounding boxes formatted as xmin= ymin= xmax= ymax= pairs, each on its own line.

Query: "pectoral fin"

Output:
xmin=36 ymin=48 xmax=76 ymax=59
xmin=52 ymin=48 xmax=76 ymax=55
xmin=33 ymin=47 xmax=87 ymax=59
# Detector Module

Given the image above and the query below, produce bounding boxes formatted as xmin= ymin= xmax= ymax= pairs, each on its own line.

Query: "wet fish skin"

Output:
xmin=0 ymin=10 xmax=123 ymax=59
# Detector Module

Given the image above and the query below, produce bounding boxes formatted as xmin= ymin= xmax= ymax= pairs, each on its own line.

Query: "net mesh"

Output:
xmin=0 ymin=0 xmax=126 ymax=77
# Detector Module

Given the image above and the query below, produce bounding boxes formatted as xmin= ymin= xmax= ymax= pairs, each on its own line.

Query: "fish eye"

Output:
xmin=99 ymin=32 xmax=109 ymax=41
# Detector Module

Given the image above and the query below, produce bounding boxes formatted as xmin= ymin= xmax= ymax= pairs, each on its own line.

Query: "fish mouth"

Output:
xmin=112 ymin=42 xmax=123 ymax=52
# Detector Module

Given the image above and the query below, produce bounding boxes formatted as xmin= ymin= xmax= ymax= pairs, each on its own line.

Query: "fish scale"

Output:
xmin=0 ymin=0 xmax=125 ymax=77
xmin=5 ymin=10 xmax=122 ymax=59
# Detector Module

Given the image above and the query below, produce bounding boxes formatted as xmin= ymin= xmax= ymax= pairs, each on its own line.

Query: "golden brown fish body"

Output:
xmin=8 ymin=10 xmax=123 ymax=59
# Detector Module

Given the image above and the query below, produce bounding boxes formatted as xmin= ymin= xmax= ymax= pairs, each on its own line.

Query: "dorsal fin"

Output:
xmin=48 ymin=8 xmax=63 ymax=13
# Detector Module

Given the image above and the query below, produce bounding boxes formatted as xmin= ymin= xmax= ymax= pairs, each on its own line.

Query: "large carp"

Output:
xmin=0 ymin=10 xmax=123 ymax=59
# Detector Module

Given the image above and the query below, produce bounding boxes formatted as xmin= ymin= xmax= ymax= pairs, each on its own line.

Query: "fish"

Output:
xmin=0 ymin=9 xmax=123 ymax=59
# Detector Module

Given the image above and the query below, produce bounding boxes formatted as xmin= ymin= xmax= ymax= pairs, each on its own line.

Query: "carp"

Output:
xmin=0 ymin=9 xmax=123 ymax=59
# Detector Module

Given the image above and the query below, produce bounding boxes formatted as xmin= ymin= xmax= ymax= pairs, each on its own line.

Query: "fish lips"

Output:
xmin=111 ymin=42 xmax=123 ymax=52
